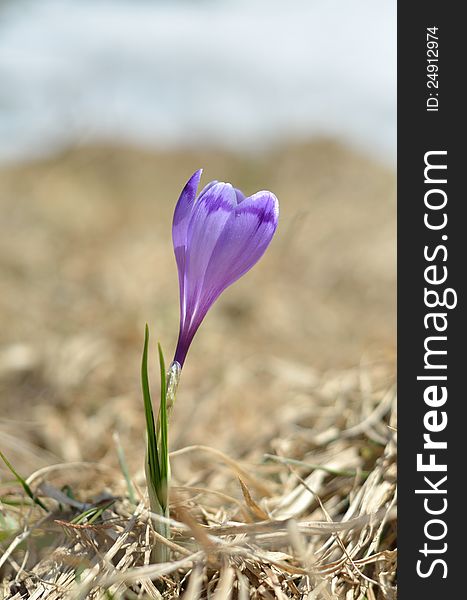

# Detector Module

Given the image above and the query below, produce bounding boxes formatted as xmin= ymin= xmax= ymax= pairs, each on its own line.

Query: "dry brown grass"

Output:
xmin=0 ymin=141 xmax=396 ymax=598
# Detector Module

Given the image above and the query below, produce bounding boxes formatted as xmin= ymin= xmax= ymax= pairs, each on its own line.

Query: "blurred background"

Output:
xmin=0 ymin=0 xmax=396 ymax=476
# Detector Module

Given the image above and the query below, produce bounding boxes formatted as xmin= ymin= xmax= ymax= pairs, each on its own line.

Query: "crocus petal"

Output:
xmin=234 ymin=188 xmax=246 ymax=203
xmin=172 ymin=169 xmax=202 ymax=323
xmin=198 ymin=180 xmax=219 ymax=199
xmin=184 ymin=182 xmax=237 ymax=329
xmin=172 ymin=174 xmax=279 ymax=368
xmin=201 ymin=191 xmax=279 ymax=308
xmin=172 ymin=169 xmax=202 ymax=254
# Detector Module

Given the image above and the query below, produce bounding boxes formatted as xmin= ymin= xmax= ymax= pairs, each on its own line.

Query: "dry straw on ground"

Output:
xmin=1 ymin=361 xmax=396 ymax=600
xmin=0 ymin=142 xmax=396 ymax=598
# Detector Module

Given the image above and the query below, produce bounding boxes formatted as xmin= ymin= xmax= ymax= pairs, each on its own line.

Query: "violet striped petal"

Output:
xmin=172 ymin=172 xmax=279 ymax=367
xmin=234 ymin=188 xmax=246 ymax=203
xmin=172 ymin=169 xmax=202 ymax=322
xmin=172 ymin=169 xmax=202 ymax=253
xmin=183 ymin=182 xmax=237 ymax=328
xmin=198 ymin=179 xmax=219 ymax=199
xmin=201 ymin=191 xmax=279 ymax=308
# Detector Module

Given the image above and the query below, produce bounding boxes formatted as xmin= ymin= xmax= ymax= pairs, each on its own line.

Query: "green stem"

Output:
xmin=141 ymin=326 xmax=181 ymax=563
xmin=146 ymin=456 xmax=170 ymax=563
xmin=157 ymin=361 xmax=180 ymax=433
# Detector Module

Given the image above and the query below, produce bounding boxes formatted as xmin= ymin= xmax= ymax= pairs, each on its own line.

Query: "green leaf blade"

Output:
xmin=0 ymin=450 xmax=48 ymax=512
xmin=141 ymin=324 xmax=163 ymax=508
xmin=157 ymin=342 xmax=168 ymax=509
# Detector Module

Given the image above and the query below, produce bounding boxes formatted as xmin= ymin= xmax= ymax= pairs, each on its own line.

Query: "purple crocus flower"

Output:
xmin=172 ymin=169 xmax=279 ymax=368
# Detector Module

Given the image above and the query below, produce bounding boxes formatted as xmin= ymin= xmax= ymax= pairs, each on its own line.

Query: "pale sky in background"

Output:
xmin=0 ymin=0 xmax=396 ymax=163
